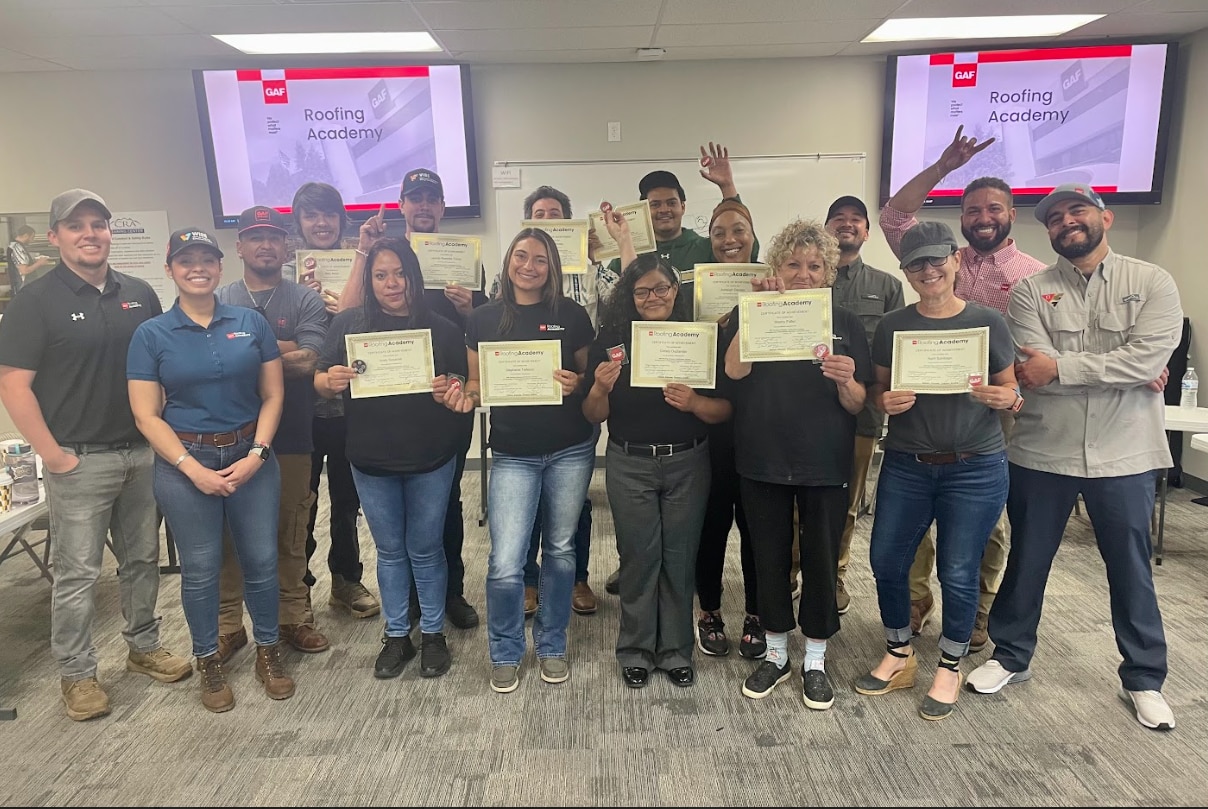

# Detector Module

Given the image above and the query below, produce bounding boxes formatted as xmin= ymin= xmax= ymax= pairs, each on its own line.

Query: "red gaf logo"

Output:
xmin=539 ymin=324 xmax=548 ymax=331
xmin=952 ymin=64 xmax=977 ymax=87
xmin=1041 ymin=292 xmax=1064 ymax=307
xmin=263 ymin=80 xmax=288 ymax=104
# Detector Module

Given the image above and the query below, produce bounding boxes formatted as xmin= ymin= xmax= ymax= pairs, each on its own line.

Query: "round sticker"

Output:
xmin=351 ymin=359 xmax=367 ymax=374
xmin=303 ymin=256 xmax=317 ymax=270
xmin=968 ymin=373 xmax=984 ymax=387
xmin=813 ymin=344 xmax=830 ymax=359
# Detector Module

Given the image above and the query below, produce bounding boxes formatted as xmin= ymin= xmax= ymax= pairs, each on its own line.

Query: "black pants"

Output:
xmin=305 ymin=415 xmax=362 ymax=584
xmin=695 ymin=462 xmax=757 ymax=615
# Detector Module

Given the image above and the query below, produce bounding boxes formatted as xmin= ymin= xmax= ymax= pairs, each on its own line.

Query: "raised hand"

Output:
xmin=699 ymin=142 xmax=737 ymax=197
xmin=936 ymin=125 xmax=996 ymax=176
xmin=358 ymin=203 xmax=388 ymax=252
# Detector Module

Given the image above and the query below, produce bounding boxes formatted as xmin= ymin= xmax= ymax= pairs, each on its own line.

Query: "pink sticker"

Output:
xmin=813 ymin=344 xmax=830 ymax=359
xmin=968 ymin=373 xmax=984 ymax=387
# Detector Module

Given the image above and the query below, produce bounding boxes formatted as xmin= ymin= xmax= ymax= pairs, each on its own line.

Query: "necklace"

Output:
xmin=242 ymin=279 xmax=278 ymax=314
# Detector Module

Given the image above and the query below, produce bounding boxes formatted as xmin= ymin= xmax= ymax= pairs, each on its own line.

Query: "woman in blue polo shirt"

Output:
xmin=127 ymin=228 xmax=291 ymax=714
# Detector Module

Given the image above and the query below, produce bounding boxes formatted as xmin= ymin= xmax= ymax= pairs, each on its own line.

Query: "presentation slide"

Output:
xmin=887 ymin=44 xmax=1171 ymax=197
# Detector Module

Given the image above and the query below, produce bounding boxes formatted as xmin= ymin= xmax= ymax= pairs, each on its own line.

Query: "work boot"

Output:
xmin=255 ymin=643 xmax=296 ymax=700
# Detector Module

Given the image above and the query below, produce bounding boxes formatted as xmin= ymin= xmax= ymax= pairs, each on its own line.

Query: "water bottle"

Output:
xmin=1180 ymin=366 xmax=1199 ymax=409
xmin=2 ymin=441 xmax=40 ymax=506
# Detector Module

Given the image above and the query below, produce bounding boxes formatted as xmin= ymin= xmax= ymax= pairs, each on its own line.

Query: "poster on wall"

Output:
xmin=109 ymin=211 xmax=172 ymax=308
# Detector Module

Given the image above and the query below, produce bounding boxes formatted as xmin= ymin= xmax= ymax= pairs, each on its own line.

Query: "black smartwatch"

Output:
xmin=249 ymin=443 xmax=271 ymax=461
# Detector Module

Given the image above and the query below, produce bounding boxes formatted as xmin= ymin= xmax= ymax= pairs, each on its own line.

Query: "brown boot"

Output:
xmin=969 ymin=611 xmax=990 ymax=653
xmin=213 ymin=626 xmax=248 ymax=665
xmin=197 ymin=653 xmax=234 ymax=713
xmin=571 ymin=581 xmax=597 ymax=615
xmin=255 ymin=643 xmax=296 ymax=700
xmin=910 ymin=592 xmax=936 ymax=636
xmin=61 ymin=676 xmax=110 ymax=722
xmin=280 ymin=623 xmax=330 ymax=653
xmin=524 ymin=586 xmax=538 ymax=618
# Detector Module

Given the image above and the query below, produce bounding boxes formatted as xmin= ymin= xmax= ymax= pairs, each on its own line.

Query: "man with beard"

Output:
xmin=880 ymin=127 xmax=1046 ymax=650
xmin=968 ymin=184 xmax=1181 ymax=732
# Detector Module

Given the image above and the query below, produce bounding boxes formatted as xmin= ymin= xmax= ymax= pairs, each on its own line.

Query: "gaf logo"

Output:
xmin=1061 ymin=61 xmax=1087 ymax=101
xmin=952 ymin=64 xmax=978 ymax=87
xmin=262 ymin=80 xmax=288 ymax=104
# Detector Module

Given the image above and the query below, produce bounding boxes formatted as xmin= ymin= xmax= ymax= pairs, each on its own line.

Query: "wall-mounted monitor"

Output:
xmin=193 ymin=64 xmax=480 ymax=228
xmin=880 ymin=42 xmax=1178 ymax=208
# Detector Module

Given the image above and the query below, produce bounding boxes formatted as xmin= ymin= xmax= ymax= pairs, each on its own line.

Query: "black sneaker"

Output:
xmin=445 ymin=595 xmax=480 ymax=629
xmin=738 ymin=615 xmax=767 ymax=660
xmin=696 ymin=612 xmax=730 ymax=657
xmin=605 ymin=568 xmax=620 ymax=596
xmin=801 ymin=666 xmax=835 ymax=710
xmin=374 ymin=635 xmax=416 ymax=679
xmin=420 ymin=632 xmax=451 ymax=678
xmin=742 ymin=657 xmax=792 ymax=699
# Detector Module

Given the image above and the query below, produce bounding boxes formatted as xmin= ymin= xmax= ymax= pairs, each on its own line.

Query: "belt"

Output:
xmin=174 ymin=421 xmax=256 ymax=448
xmin=64 ymin=439 xmax=147 ymax=455
xmin=609 ymin=435 xmax=706 ymax=457
xmin=914 ymin=451 xmax=977 ymax=465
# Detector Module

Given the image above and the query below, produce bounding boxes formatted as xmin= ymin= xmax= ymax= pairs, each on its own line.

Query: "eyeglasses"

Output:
xmin=905 ymin=251 xmax=956 ymax=274
xmin=633 ymin=284 xmax=674 ymax=301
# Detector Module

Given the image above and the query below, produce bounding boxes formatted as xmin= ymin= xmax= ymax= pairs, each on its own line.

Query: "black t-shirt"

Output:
xmin=0 ymin=264 xmax=162 ymax=444
xmin=319 ymin=308 xmax=468 ymax=474
xmin=466 ymin=298 xmax=594 ymax=456
xmin=872 ymin=302 xmax=1014 ymax=455
xmin=728 ymin=303 xmax=872 ymax=486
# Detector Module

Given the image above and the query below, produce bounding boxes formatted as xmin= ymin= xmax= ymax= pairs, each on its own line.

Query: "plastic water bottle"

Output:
xmin=1180 ymin=366 xmax=1199 ymax=409
xmin=2 ymin=441 xmax=40 ymax=506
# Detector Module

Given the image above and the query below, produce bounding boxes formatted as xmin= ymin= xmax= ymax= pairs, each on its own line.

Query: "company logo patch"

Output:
xmin=539 ymin=324 xmax=565 ymax=332
xmin=952 ymin=64 xmax=978 ymax=87
xmin=226 ymin=331 xmax=253 ymax=339
xmin=262 ymin=80 xmax=288 ymax=104
xmin=120 ymin=301 xmax=143 ymax=310
xmin=1121 ymin=293 xmax=1142 ymax=304
xmin=1041 ymin=292 xmax=1064 ymax=308
xmin=71 ymin=312 xmax=85 ymax=321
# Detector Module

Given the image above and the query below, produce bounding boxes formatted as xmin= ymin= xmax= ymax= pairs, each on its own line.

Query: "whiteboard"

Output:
xmin=490 ymin=154 xmax=866 ymax=277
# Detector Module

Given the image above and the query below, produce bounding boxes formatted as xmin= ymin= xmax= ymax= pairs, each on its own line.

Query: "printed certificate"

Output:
xmin=296 ymin=249 xmax=356 ymax=294
xmin=410 ymin=234 xmax=483 ymax=290
xmin=738 ymin=289 xmax=833 ymax=363
xmin=890 ymin=327 xmax=990 ymax=394
xmin=588 ymin=201 xmax=657 ymax=262
xmin=630 ymin=321 xmax=717 ymax=389
xmin=478 ymin=340 xmax=563 ymax=407
xmin=344 ymin=329 xmax=435 ymax=399
xmin=693 ymin=264 xmax=769 ymax=322
xmin=522 ymin=219 xmax=589 ymax=274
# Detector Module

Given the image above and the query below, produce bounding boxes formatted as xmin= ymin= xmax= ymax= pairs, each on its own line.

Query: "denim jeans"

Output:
xmin=522 ymin=498 xmax=592 ymax=586
xmin=154 ymin=436 xmax=282 ymax=656
xmin=45 ymin=444 xmax=163 ymax=680
xmin=486 ymin=436 xmax=595 ymax=666
xmin=868 ymin=449 xmax=1008 ymax=658
xmin=351 ymin=458 xmax=455 ymax=637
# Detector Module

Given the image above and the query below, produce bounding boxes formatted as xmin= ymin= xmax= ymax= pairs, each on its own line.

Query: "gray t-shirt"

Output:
xmin=872 ymin=302 xmax=1013 ymax=455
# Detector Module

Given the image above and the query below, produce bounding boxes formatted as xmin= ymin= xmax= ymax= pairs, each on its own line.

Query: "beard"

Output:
xmin=1051 ymin=223 xmax=1105 ymax=260
xmin=961 ymin=220 xmax=1011 ymax=253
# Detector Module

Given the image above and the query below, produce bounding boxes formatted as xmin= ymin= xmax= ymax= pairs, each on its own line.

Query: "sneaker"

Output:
xmin=966 ymin=659 xmax=1032 ymax=694
xmin=214 ymin=626 xmax=248 ymax=664
xmin=196 ymin=653 xmax=234 ymax=713
xmin=127 ymin=647 xmax=193 ymax=683
xmin=696 ymin=612 xmax=730 ymax=657
xmin=61 ymin=677 xmax=110 ymax=721
xmin=571 ymin=581 xmax=598 ymax=615
xmin=605 ymin=568 xmax=620 ymax=595
xmin=910 ymin=592 xmax=935 ymax=636
xmin=836 ymin=578 xmax=851 ymax=615
xmin=445 ymin=594 xmax=480 ymax=629
xmin=255 ymin=643 xmax=296 ymax=700
xmin=1120 ymin=688 xmax=1176 ymax=730
xmin=491 ymin=665 xmax=520 ymax=693
xmin=802 ymin=667 xmax=835 ymax=710
xmin=969 ymin=611 xmax=989 ymax=653
xmin=374 ymin=635 xmax=416 ymax=679
xmin=524 ymin=586 xmax=539 ymax=618
xmin=419 ymin=632 xmax=451 ymax=678
xmin=742 ymin=659 xmax=792 ymax=699
xmin=540 ymin=657 xmax=570 ymax=684
xmin=738 ymin=615 xmax=767 ymax=660
xmin=329 ymin=574 xmax=381 ymax=619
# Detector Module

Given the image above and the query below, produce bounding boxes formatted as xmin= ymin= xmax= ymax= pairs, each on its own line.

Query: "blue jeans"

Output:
xmin=868 ymin=449 xmax=1008 ymax=658
xmin=154 ymin=436 xmax=282 ymax=656
xmin=486 ymin=436 xmax=595 ymax=666
xmin=523 ymin=499 xmax=592 ymax=586
xmin=351 ymin=458 xmax=456 ymax=637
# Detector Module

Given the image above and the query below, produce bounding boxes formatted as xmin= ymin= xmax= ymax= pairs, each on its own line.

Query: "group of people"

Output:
xmin=0 ymin=129 xmax=1181 ymax=732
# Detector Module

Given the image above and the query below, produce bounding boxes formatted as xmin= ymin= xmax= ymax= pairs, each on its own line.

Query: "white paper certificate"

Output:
xmin=296 ymin=249 xmax=356 ymax=294
xmin=630 ymin=321 xmax=717 ymax=389
xmin=522 ymin=219 xmax=589 ymax=274
xmin=693 ymin=264 xmax=769 ymax=322
xmin=410 ymin=234 xmax=483 ymax=290
xmin=478 ymin=340 xmax=563 ymax=407
xmin=890 ymin=327 xmax=990 ymax=394
xmin=738 ymin=289 xmax=833 ymax=363
xmin=588 ymin=202 xmax=657 ymax=262
xmin=344 ymin=329 xmax=435 ymax=399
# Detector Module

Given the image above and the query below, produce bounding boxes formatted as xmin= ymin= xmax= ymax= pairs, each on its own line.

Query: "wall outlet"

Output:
xmin=607 ymin=121 xmax=621 ymax=142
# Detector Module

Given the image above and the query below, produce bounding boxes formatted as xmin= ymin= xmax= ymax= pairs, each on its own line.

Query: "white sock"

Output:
xmin=805 ymin=638 xmax=827 ymax=671
xmin=765 ymin=631 xmax=789 ymax=668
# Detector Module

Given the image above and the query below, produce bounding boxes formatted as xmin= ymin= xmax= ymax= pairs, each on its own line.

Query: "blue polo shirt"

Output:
xmin=127 ymin=301 xmax=281 ymax=433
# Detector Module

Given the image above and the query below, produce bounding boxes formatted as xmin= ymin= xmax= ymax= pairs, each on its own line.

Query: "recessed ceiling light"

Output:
xmin=862 ymin=15 xmax=1104 ymax=43
xmin=213 ymin=32 xmax=442 ymax=55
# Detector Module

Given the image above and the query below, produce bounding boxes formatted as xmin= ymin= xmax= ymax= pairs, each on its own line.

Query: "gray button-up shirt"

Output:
xmin=1006 ymin=250 xmax=1182 ymax=478
xmin=832 ymin=256 xmax=905 ymax=437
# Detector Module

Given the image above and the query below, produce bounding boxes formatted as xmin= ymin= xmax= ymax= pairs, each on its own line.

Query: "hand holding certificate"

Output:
xmin=478 ymin=340 xmax=563 ymax=406
xmin=693 ymin=264 xmax=769 ymax=322
xmin=522 ymin=219 xmax=589 ymax=273
xmin=630 ymin=321 xmax=718 ymax=389
xmin=344 ymin=329 xmax=436 ymax=399
xmin=297 ymin=249 xmax=356 ymax=294
xmin=738 ymin=289 xmax=833 ymax=363
xmin=890 ymin=327 xmax=989 ymax=394
xmin=410 ymin=234 xmax=483 ymax=290
xmin=589 ymin=202 xmax=656 ymax=261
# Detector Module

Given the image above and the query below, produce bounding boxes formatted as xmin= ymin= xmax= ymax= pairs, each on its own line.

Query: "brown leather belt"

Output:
xmin=914 ymin=451 xmax=977 ymax=465
xmin=174 ymin=421 xmax=256 ymax=448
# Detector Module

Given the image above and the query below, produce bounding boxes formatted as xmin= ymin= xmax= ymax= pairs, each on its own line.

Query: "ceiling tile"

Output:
xmin=1076 ymin=10 xmax=1208 ymax=35
xmin=1128 ymin=0 xmax=1208 ymax=11
xmin=412 ymin=0 xmax=660 ymax=30
xmin=0 ymin=6 xmax=195 ymax=39
xmin=156 ymin=3 xmax=428 ymax=34
xmin=655 ymin=20 xmax=881 ymax=47
xmin=660 ymin=43 xmax=848 ymax=60
xmin=456 ymin=48 xmax=641 ymax=64
xmin=12 ymin=34 xmax=238 ymax=62
xmin=435 ymin=26 xmax=653 ymax=51
xmin=893 ymin=0 xmax=1138 ymax=15
xmin=660 ymin=0 xmax=905 ymax=25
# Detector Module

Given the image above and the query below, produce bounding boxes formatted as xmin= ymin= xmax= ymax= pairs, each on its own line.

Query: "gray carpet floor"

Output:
xmin=1 ymin=468 xmax=1206 ymax=807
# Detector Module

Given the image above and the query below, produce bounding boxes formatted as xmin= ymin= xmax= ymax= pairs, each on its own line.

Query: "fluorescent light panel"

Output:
xmin=863 ymin=15 xmax=1104 ymax=43
xmin=213 ymin=32 xmax=441 ymax=55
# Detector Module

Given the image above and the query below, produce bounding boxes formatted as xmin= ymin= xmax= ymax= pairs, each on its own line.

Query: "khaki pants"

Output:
xmin=836 ymin=434 xmax=877 ymax=582
xmin=219 ymin=453 xmax=317 ymax=631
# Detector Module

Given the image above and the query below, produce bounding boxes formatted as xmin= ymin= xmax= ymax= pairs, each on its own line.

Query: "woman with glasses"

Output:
xmin=584 ymin=209 xmax=733 ymax=689
xmin=854 ymin=221 xmax=1017 ymax=721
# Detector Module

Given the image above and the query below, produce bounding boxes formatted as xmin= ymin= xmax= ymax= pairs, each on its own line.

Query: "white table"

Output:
xmin=1191 ymin=433 xmax=1208 ymax=454
xmin=0 ymin=486 xmax=50 ymax=583
xmin=1156 ymin=406 xmax=1208 ymax=564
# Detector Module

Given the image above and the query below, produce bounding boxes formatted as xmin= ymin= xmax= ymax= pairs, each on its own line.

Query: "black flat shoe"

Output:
xmin=666 ymin=666 xmax=694 ymax=687
xmin=622 ymin=666 xmax=649 ymax=688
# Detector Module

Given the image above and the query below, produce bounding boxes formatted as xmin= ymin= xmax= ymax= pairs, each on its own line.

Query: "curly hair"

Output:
xmin=763 ymin=219 xmax=840 ymax=287
xmin=496 ymin=227 xmax=563 ymax=336
xmin=596 ymin=253 xmax=681 ymax=347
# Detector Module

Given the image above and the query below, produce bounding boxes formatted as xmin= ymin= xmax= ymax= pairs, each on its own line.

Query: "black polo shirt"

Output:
xmin=0 ymin=263 xmax=162 ymax=444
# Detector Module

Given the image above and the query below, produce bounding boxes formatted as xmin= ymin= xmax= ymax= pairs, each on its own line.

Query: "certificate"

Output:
xmin=344 ymin=329 xmax=435 ymax=399
xmin=410 ymin=234 xmax=483 ymax=290
xmin=738 ymin=289 xmax=833 ymax=363
xmin=296 ymin=249 xmax=356 ymax=294
xmin=588 ymin=202 xmax=657 ymax=262
xmin=693 ymin=264 xmax=769 ymax=322
xmin=478 ymin=340 xmax=563 ymax=407
xmin=890 ymin=327 xmax=990 ymax=394
xmin=630 ymin=321 xmax=717 ymax=389
xmin=522 ymin=219 xmax=589 ymax=274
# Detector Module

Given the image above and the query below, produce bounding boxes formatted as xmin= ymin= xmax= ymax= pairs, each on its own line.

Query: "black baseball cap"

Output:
xmin=826 ymin=195 xmax=869 ymax=223
xmin=166 ymin=228 xmax=223 ymax=262
xmin=401 ymin=168 xmax=443 ymax=198
xmin=638 ymin=170 xmax=685 ymax=201
xmin=898 ymin=221 xmax=958 ymax=269
xmin=237 ymin=206 xmax=288 ymax=235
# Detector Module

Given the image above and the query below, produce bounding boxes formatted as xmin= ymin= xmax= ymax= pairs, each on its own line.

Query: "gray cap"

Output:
xmin=898 ymin=220 xmax=958 ymax=269
xmin=49 ymin=189 xmax=111 ymax=228
xmin=1033 ymin=183 xmax=1106 ymax=223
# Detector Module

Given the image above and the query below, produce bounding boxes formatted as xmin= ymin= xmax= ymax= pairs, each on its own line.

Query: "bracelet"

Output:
xmin=173 ymin=451 xmax=191 ymax=467
xmin=355 ymin=248 xmax=368 ymax=258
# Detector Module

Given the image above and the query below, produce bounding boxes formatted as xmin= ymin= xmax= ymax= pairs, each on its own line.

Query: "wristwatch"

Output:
xmin=1009 ymin=392 xmax=1025 ymax=413
xmin=249 ymin=442 xmax=271 ymax=461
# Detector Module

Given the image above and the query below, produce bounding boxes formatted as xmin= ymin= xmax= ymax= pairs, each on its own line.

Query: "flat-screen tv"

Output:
xmin=880 ymin=42 xmax=1178 ymax=208
xmin=193 ymin=64 xmax=480 ymax=228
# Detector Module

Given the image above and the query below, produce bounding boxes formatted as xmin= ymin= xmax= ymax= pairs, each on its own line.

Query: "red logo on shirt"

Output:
xmin=1000 ymin=283 xmax=1011 ymax=292
xmin=539 ymin=324 xmax=547 ymax=331
xmin=1042 ymin=292 xmax=1064 ymax=307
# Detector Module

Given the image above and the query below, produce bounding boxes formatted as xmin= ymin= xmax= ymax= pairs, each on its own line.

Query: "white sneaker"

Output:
xmin=966 ymin=659 xmax=1032 ymax=694
xmin=1120 ymin=688 xmax=1175 ymax=730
